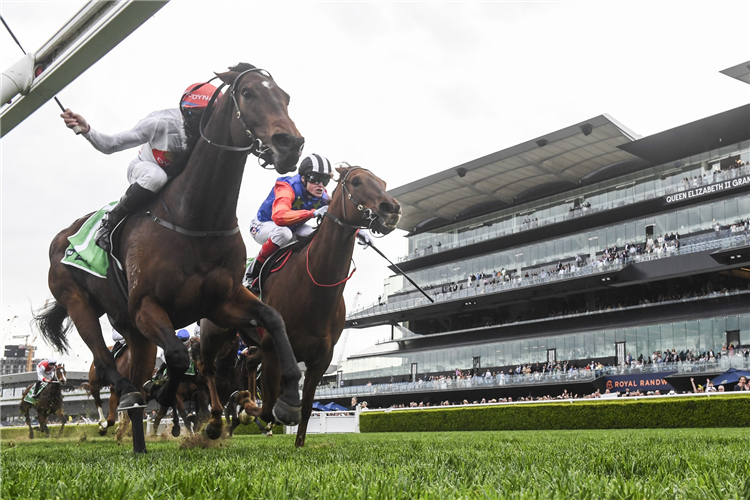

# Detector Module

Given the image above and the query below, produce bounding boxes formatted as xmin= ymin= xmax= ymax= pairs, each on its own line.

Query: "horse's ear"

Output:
xmin=215 ymin=70 xmax=237 ymax=86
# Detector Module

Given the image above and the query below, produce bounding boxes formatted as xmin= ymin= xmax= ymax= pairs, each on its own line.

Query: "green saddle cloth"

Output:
xmin=23 ymin=382 xmax=48 ymax=404
xmin=60 ymin=202 xmax=116 ymax=278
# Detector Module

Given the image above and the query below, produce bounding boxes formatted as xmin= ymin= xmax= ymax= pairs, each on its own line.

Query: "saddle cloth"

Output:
xmin=60 ymin=202 xmax=116 ymax=278
xmin=23 ymin=381 xmax=48 ymax=404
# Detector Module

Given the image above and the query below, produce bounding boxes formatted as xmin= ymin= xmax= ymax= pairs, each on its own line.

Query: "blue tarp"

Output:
xmin=312 ymin=401 xmax=349 ymax=412
xmin=711 ymin=368 xmax=750 ymax=386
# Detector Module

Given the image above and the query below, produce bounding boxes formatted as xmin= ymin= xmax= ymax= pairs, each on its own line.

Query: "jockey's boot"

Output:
xmin=244 ymin=239 xmax=279 ymax=288
xmin=95 ymin=183 xmax=157 ymax=252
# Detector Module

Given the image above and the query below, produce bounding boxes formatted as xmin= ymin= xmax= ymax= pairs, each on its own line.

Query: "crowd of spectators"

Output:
xmin=396 ymin=222 xmax=748 ymax=307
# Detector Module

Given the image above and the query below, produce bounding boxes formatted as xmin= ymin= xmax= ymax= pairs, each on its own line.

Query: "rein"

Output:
xmin=305 ymin=233 xmax=357 ymax=287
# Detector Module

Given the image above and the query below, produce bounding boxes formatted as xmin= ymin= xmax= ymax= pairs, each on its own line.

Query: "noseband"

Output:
xmin=196 ymin=68 xmax=276 ymax=167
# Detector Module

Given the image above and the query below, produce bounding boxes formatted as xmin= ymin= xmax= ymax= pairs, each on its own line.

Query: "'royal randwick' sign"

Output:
xmin=603 ymin=372 xmax=677 ymax=393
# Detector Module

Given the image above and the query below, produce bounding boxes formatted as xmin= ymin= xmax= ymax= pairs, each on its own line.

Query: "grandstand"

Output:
xmin=321 ymin=69 xmax=750 ymax=407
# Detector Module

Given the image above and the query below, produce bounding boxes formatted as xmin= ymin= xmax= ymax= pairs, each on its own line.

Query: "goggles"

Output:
xmin=306 ymin=173 xmax=331 ymax=187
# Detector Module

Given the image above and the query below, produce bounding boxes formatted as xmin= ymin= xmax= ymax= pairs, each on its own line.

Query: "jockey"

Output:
xmin=245 ymin=153 xmax=333 ymax=283
xmin=30 ymin=357 xmax=57 ymax=400
xmin=60 ymin=82 xmax=219 ymax=252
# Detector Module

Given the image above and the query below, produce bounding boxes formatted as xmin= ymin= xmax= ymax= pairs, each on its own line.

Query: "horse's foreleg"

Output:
xmin=257 ymin=346 xmax=281 ymax=425
xmin=39 ymin=412 xmax=50 ymax=438
xmin=105 ymin=385 xmax=119 ymax=433
xmin=198 ymin=320 xmax=235 ymax=440
xmin=133 ymin=298 xmax=187 ymax=408
xmin=152 ymin=406 xmax=167 ymax=436
xmin=22 ymin=405 xmax=34 ymax=439
xmin=122 ymin=332 xmax=157 ymax=454
xmin=215 ymin=290 xmax=301 ymax=426
xmin=295 ymin=362 xmax=329 ymax=448
xmin=172 ymin=395 xmax=188 ymax=437
xmin=57 ymin=408 xmax=67 ymax=437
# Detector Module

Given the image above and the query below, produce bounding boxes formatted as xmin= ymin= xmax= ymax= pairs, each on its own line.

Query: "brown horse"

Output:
xmin=201 ymin=166 xmax=400 ymax=446
xmin=34 ymin=63 xmax=305 ymax=453
xmin=150 ymin=337 xmax=209 ymax=437
xmin=85 ymin=345 xmax=132 ymax=436
xmin=20 ymin=364 xmax=68 ymax=439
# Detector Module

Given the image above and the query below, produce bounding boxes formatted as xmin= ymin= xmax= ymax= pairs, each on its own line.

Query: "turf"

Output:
xmin=2 ymin=428 xmax=749 ymax=499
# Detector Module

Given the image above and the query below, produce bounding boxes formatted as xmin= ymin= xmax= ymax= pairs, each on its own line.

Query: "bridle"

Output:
xmin=147 ymin=68 xmax=279 ymax=238
xmin=322 ymin=167 xmax=383 ymax=235
xmin=306 ymin=167 xmax=384 ymax=287
xmin=192 ymin=67 xmax=277 ymax=168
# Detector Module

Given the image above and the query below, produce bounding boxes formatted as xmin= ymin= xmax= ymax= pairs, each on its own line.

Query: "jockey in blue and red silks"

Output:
xmin=60 ymin=82 xmax=219 ymax=252
xmin=245 ymin=153 xmax=333 ymax=283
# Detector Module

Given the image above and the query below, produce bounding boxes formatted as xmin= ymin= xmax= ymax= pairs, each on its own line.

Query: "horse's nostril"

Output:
xmin=272 ymin=133 xmax=296 ymax=152
xmin=379 ymin=201 xmax=395 ymax=214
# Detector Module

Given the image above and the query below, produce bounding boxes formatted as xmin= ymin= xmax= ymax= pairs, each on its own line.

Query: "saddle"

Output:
xmin=246 ymin=245 xmax=295 ymax=296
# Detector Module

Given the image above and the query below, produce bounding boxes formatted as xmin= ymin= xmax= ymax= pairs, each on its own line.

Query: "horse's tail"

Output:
xmin=33 ymin=299 xmax=72 ymax=354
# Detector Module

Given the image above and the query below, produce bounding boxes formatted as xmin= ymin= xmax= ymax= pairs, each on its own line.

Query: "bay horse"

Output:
xmin=20 ymin=364 xmax=67 ymax=439
xmin=150 ymin=337 xmax=210 ymax=437
xmin=84 ymin=345 xmax=132 ymax=436
xmin=201 ymin=166 xmax=400 ymax=446
xmin=34 ymin=63 xmax=305 ymax=453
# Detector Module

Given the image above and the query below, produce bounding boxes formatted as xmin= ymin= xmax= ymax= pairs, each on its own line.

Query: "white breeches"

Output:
xmin=250 ymin=218 xmax=315 ymax=247
xmin=127 ymin=159 xmax=168 ymax=193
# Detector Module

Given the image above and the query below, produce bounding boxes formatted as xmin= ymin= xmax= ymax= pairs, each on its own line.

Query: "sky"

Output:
xmin=1 ymin=1 xmax=749 ymax=371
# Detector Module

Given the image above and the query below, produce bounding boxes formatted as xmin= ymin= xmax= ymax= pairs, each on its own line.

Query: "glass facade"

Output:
xmin=387 ymin=195 xmax=750 ymax=295
xmin=402 ymin=141 xmax=750 ymax=260
xmin=342 ymin=314 xmax=750 ymax=380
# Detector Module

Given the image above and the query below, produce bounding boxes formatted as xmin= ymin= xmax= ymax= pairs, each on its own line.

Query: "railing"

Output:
xmin=397 ymin=165 xmax=750 ymax=263
xmin=348 ymin=233 xmax=749 ymax=320
xmin=315 ymin=357 xmax=750 ymax=399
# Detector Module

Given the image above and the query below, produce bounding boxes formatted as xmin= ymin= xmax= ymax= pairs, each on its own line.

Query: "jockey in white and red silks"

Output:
xmin=60 ymin=82 xmax=219 ymax=252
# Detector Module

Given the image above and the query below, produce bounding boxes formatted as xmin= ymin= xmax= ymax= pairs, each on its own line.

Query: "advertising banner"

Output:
xmin=603 ymin=372 xmax=677 ymax=393
xmin=664 ymin=175 xmax=750 ymax=204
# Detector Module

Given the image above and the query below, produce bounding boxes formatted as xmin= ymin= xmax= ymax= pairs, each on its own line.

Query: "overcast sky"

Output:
xmin=1 ymin=1 xmax=749 ymax=371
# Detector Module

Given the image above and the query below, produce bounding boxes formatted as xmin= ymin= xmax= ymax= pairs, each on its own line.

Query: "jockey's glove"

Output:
xmin=313 ymin=206 xmax=329 ymax=218
xmin=356 ymin=230 xmax=373 ymax=248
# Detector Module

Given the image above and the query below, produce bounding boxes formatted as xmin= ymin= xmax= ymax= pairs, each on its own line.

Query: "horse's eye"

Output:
xmin=352 ymin=178 xmax=362 ymax=187
xmin=241 ymin=88 xmax=255 ymax=99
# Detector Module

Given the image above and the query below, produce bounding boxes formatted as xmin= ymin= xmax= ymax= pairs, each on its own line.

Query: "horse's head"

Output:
xmin=331 ymin=166 xmax=401 ymax=235
xmin=215 ymin=63 xmax=304 ymax=174
xmin=55 ymin=364 xmax=67 ymax=385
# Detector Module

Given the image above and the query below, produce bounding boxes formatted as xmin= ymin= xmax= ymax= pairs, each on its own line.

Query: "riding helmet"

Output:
xmin=48 ymin=357 xmax=57 ymax=365
xmin=180 ymin=82 xmax=219 ymax=109
xmin=299 ymin=153 xmax=333 ymax=177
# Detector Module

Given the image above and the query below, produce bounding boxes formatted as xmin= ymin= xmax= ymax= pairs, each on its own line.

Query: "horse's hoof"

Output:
xmin=272 ymin=399 xmax=301 ymax=426
xmin=239 ymin=410 xmax=253 ymax=425
xmin=205 ymin=423 xmax=222 ymax=440
xmin=117 ymin=392 xmax=146 ymax=411
xmin=171 ymin=425 xmax=181 ymax=438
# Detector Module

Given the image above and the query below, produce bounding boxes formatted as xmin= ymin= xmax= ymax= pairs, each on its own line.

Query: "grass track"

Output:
xmin=2 ymin=428 xmax=749 ymax=499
